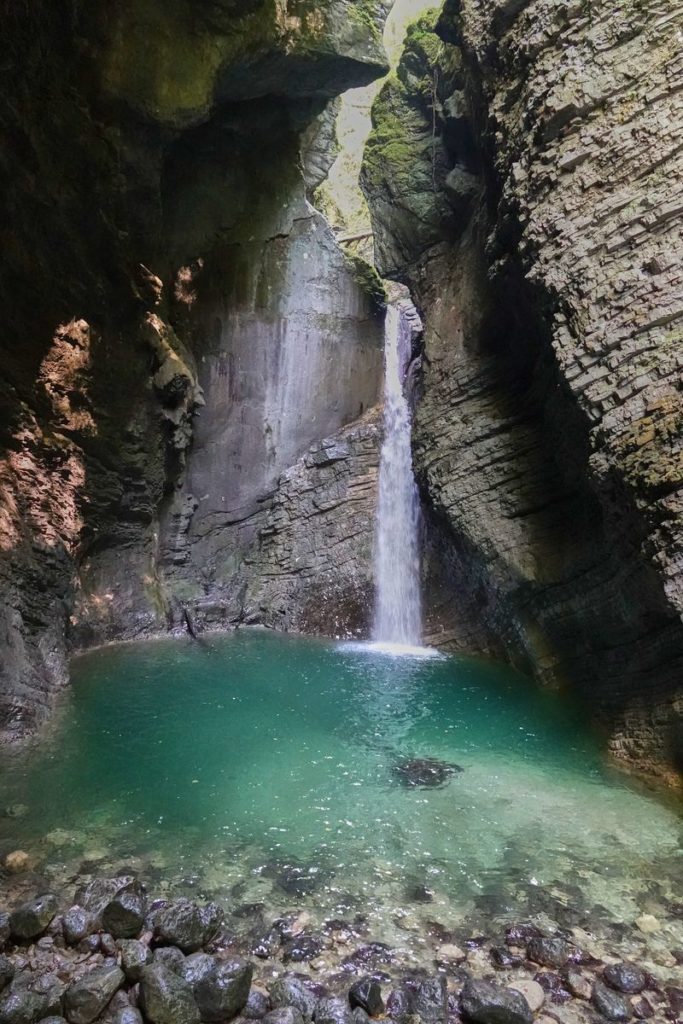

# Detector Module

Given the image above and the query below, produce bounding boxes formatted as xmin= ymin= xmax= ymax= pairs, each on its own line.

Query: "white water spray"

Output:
xmin=373 ymin=304 xmax=423 ymax=646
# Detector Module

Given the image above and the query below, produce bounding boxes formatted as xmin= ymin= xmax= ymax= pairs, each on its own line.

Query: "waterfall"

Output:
xmin=373 ymin=304 xmax=422 ymax=646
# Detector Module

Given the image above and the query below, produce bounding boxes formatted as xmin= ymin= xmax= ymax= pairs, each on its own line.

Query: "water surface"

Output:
xmin=0 ymin=631 xmax=680 ymax=965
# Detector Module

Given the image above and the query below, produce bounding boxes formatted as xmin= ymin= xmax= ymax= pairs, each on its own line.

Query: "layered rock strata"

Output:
xmin=362 ymin=2 xmax=683 ymax=779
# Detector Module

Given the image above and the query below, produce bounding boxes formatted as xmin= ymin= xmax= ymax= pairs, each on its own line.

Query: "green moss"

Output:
xmin=343 ymin=253 xmax=387 ymax=314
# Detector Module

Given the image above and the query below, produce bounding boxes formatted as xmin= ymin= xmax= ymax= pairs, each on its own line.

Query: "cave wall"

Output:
xmin=361 ymin=3 xmax=683 ymax=780
xmin=0 ymin=0 xmax=389 ymax=740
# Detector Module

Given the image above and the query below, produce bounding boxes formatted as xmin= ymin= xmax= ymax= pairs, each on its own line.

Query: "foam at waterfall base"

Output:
xmin=338 ymin=639 xmax=444 ymax=659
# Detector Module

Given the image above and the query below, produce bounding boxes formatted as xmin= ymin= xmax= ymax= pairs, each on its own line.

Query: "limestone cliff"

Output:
xmin=361 ymin=3 xmax=683 ymax=780
xmin=0 ymin=0 xmax=389 ymax=739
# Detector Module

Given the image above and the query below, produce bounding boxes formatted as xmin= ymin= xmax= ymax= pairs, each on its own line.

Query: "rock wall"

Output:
xmin=0 ymin=0 xmax=389 ymax=740
xmin=361 ymin=3 xmax=683 ymax=780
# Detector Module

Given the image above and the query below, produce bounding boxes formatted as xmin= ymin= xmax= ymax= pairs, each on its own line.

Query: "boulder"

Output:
xmin=243 ymin=990 xmax=270 ymax=1020
xmin=0 ymin=958 xmax=15 ymax=993
xmin=111 ymin=1010 xmax=143 ymax=1024
xmin=102 ymin=885 xmax=146 ymax=939
xmin=178 ymin=953 xmax=215 ymax=990
xmin=62 ymin=907 xmax=98 ymax=947
xmin=64 ymin=966 xmax=124 ymax=1024
xmin=526 ymin=937 xmax=570 ymax=969
xmin=269 ymin=978 xmax=317 ymax=1021
xmin=348 ymin=979 xmax=384 ymax=1017
xmin=314 ymin=999 xmax=354 ymax=1024
xmin=194 ymin=958 xmax=252 ymax=1022
xmin=152 ymin=949 xmax=186 ymax=974
xmin=591 ymin=982 xmax=632 ymax=1021
xmin=154 ymin=900 xmax=223 ymax=953
xmin=413 ymin=978 xmax=447 ymax=1024
xmin=0 ymin=979 xmax=50 ymax=1024
xmin=282 ymin=934 xmax=324 ymax=964
xmin=603 ymin=964 xmax=646 ymax=995
xmin=139 ymin=965 xmax=200 ymax=1024
xmin=119 ymin=940 xmax=153 ymax=983
xmin=74 ymin=879 xmax=134 ymax=919
xmin=460 ymin=979 xmax=533 ymax=1024
xmin=263 ymin=1011 xmax=304 ymax=1024
xmin=10 ymin=896 xmax=59 ymax=941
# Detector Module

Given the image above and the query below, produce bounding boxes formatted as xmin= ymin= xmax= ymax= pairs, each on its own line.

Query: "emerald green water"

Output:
xmin=0 ymin=631 xmax=681 ymax=964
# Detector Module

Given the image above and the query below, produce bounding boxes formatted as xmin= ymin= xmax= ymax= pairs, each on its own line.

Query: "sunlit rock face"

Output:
xmin=0 ymin=0 xmax=389 ymax=739
xmin=361 ymin=3 xmax=683 ymax=780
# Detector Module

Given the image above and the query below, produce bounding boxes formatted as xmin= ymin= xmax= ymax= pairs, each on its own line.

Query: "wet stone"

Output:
xmin=565 ymin=970 xmax=592 ymax=1000
xmin=111 ymin=1009 xmax=143 ymax=1024
xmin=243 ymin=989 xmax=270 ymax=1020
xmin=101 ymin=884 xmax=146 ymax=939
xmin=350 ymin=1009 xmax=368 ymax=1024
xmin=119 ymin=940 xmax=153 ymax=983
xmin=0 ymin=977 xmax=51 ymax=1024
xmin=527 ymin=937 xmax=570 ymax=969
xmin=348 ymin=979 xmax=384 ymax=1017
xmin=194 ymin=957 xmax=252 ymax=1022
xmin=391 ymin=758 xmax=463 ymax=789
xmin=263 ymin=1011 xmax=304 ymax=1024
xmin=603 ymin=964 xmax=646 ymax=995
xmin=0 ymin=957 xmax=15 ymax=992
xmin=507 ymin=981 xmax=544 ymax=1014
xmin=252 ymin=929 xmax=281 ymax=959
xmin=0 ymin=914 xmax=10 ymax=950
xmin=74 ymin=879 xmax=135 ymax=919
xmin=631 ymin=995 xmax=654 ymax=1019
xmin=460 ymin=979 xmax=533 ymax=1024
xmin=283 ymin=934 xmax=325 ymax=964
xmin=269 ymin=977 xmax=318 ymax=1021
xmin=177 ymin=952 xmax=214 ymax=989
xmin=139 ymin=964 xmax=200 ymax=1024
xmin=62 ymin=908 xmax=97 ymax=947
xmin=533 ymin=973 xmax=571 ymax=1004
xmin=100 ymin=934 xmax=118 ymax=958
xmin=412 ymin=978 xmax=447 ymax=1024
xmin=154 ymin=899 xmax=223 ymax=953
xmin=314 ymin=997 xmax=354 ymax=1024
xmin=666 ymin=987 xmax=683 ymax=1016
xmin=10 ymin=896 xmax=59 ymax=941
xmin=152 ymin=948 xmax=186 ymax=974
xmin=64 ymin=966 xmax=124 ymax=1024
xmin=591 ymin=981 xmax=632 ymax=1022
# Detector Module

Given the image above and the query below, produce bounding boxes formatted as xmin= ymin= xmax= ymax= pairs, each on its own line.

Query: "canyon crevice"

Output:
xmin=361 ymin=0 xmax=683 ymax=779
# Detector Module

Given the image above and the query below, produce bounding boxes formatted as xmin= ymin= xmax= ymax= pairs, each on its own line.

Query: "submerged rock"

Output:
xmin=603 ymin=963 xmax=646 ymax=994
xmin=526 ymin=936 xmax=570 ymax=969
xmin=460 ymin=979 xmax=533 ymax=1024
xmin=391 ymin=758 xmax=463 ymax=788
xmin=591 ymin=981 xmax=632 ymax=1021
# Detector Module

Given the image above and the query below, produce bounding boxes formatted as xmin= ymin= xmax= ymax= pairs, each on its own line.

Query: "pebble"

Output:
xmin=635 ymin=915 xmax=659 ymax=934
xmin=4 ymin=851 xmax=31 ymax=874
xmin=435 ymin=943 xmax=466 ymax=963
xmin=508 ymin=980 xmax=545 ymax=1012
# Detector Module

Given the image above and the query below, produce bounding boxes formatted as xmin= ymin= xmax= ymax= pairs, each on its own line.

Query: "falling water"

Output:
xmin=373 ymin=304 xmax=422 ymax=645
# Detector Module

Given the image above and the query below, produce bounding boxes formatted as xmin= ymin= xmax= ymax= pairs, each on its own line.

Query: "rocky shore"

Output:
xmin=0 ymin=875 xmax=681 ymax=1024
